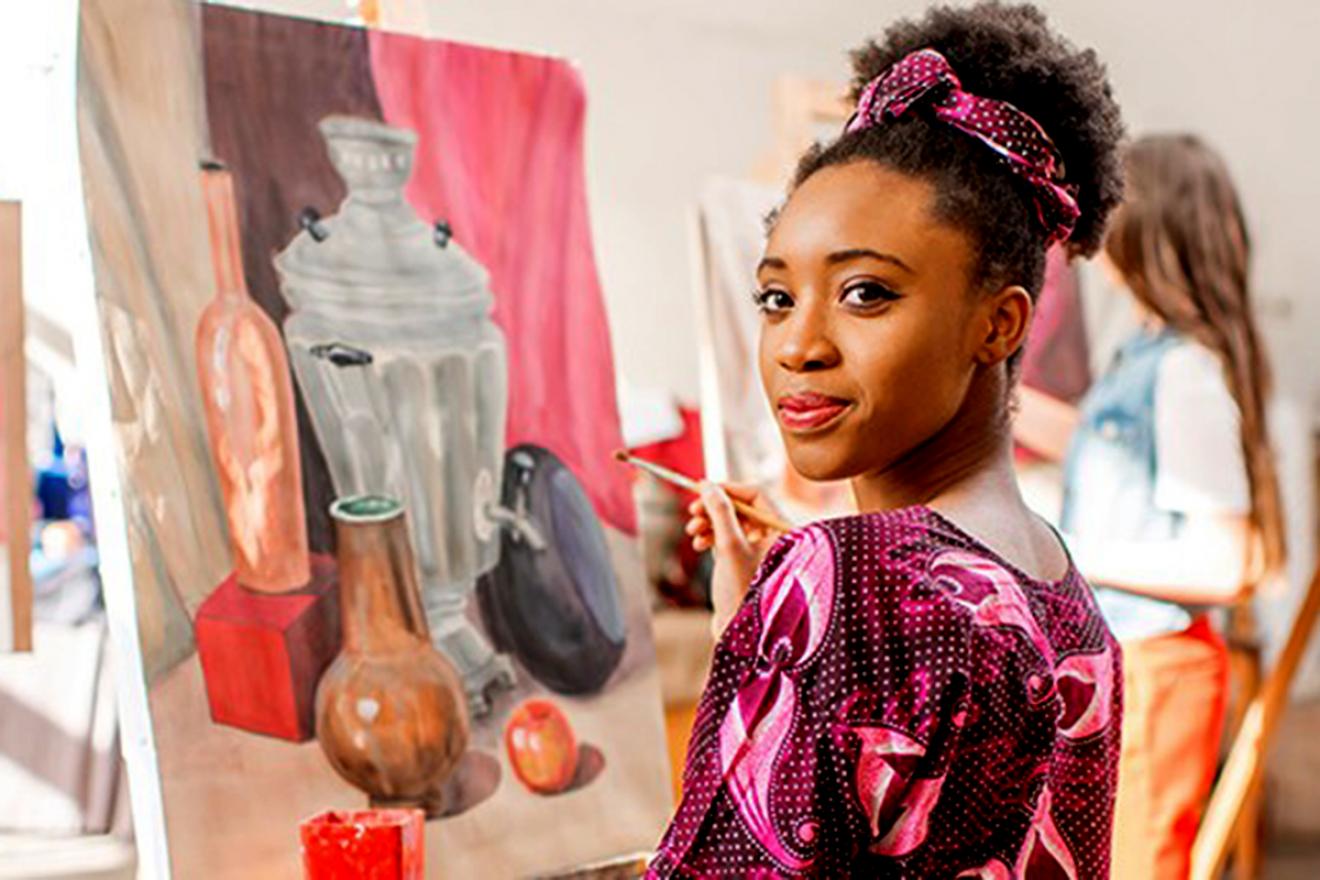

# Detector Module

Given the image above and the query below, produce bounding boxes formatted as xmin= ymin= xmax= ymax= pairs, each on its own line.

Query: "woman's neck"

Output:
xmin=850 ymin=367 xmax=1019 ymax=514
xmin=848 ymin=367 xmax=1070 ymax=582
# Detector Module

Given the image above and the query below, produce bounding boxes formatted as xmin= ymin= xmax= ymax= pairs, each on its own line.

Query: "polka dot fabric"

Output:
xmin=648 ymin=506 xmax=1121 ymax=878
xmin=845 ymin=48 xmax=1081 ymax=247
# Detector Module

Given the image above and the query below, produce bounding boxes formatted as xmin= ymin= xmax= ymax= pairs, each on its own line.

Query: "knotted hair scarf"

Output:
xmin=846 ymin=48 xmax=1080 ymax=246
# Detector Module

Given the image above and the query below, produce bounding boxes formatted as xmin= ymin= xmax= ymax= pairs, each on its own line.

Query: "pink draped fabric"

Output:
xmin=367 ymin=35 xmax=635 ymax=534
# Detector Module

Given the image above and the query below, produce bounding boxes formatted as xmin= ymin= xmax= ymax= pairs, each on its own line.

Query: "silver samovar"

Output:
xmin=275 ymin=116 xmax=524 ymax=715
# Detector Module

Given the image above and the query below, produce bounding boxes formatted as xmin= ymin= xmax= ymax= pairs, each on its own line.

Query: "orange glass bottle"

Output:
xmin=195 ymin=163 xmax=310 ymax=593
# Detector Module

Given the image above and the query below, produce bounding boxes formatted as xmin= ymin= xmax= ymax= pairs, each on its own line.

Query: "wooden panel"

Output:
xmin=0 ymin=201 xmax=32 ymax=653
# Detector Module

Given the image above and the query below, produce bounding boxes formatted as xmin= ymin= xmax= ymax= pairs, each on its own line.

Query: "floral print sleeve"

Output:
xmin=648 ymin=507 xmax=1121 ymax=879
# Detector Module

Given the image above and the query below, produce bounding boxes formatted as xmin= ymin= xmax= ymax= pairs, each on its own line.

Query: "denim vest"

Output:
xmin=1060 ymin=326 xmax=1194 ymax=640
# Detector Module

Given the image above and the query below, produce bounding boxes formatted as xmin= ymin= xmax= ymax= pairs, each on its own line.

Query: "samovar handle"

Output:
xmin=297 ymin=206 xmax=330 ymax=242
xmin=309 ymin=342 xmax=374 ymax=368
xmin=433 ymin=219 xmax=453 ymax=248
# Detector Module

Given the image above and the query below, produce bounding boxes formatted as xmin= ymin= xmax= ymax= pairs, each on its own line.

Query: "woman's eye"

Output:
xmin=753 ymin=289 xmax=794 ymax=314
xmin=841 ymin=281 xmax=901 ymax=308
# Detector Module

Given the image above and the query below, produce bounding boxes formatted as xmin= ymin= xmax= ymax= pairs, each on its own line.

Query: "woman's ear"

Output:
xmin=974 ymin=285 xmax=1033 ymax=366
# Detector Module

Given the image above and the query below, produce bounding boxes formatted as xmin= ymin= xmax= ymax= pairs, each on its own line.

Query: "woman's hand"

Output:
xmin=686 ymin=482 xmax=782 ymax=639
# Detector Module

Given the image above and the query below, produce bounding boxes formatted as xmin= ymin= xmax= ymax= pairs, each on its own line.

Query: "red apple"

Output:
xmin=504 ymin=699 xmax=579 ymax=795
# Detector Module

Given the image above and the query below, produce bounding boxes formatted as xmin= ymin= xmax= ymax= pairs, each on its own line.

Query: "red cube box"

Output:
xmin=301 ymin=809 xmax=425 ymax=880
xmin=195 ymin=553 xmax=340 ymax=741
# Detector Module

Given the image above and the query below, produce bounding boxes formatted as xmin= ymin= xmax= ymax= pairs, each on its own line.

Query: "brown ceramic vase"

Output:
xmin=315 ymin=495 xmax=469 ymax=814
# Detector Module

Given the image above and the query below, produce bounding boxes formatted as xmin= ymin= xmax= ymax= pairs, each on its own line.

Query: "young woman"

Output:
xmin=1016 ymin=134 xmax=1286 ymax=879
xmin=648 ymin=3 xmax=1126 ymax=876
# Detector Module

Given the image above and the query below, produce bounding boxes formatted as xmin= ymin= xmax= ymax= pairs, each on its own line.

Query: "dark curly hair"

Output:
xmin=791 ymin=1 xmax=1125 ymax=299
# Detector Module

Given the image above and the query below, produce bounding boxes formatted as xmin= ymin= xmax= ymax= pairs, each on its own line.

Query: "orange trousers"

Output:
xmin=1111 ymin=616 xmax=1229 ymax=880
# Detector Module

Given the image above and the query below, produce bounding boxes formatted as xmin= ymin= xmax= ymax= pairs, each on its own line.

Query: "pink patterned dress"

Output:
xmin=649 ymin=506 xmax=1121 ymax=878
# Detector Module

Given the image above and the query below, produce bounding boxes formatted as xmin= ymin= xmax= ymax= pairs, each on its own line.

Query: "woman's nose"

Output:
xmin=774 ymin=306 xmax=841 ymax=373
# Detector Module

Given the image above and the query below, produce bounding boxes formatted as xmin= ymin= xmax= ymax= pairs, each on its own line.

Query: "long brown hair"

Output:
xmin=1104 ymin=133 xmax=1285 ymax=580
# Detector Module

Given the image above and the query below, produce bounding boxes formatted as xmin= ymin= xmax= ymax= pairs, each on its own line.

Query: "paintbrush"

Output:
xmin=612 ymin=450 xmax=796 ymax=534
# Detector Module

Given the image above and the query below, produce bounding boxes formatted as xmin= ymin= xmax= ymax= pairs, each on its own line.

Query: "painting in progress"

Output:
xmin=77 ymin=2 xmax=671 ymax=876
xmin=0 ymin=201 xmax=33 ymax=653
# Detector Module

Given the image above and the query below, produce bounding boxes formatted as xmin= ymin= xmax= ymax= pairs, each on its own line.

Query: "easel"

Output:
xmin=0 ymin=201 xmax=32 ymax=653
xmin=1193 ymin=557 xmax=1320 ymax=879
xmin=750 ymin=76 xmax=852 ymax=186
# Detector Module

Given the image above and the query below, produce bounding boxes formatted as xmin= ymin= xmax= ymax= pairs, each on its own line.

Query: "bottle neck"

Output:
xmin=200 ymin=167 xmax=248 ymax=300
xmin=334 ymin=513 xmax=430 ymax=654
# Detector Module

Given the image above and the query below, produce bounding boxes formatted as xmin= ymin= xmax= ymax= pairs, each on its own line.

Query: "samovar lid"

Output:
xmin=275 ymin=116 xmax=492 ymax=314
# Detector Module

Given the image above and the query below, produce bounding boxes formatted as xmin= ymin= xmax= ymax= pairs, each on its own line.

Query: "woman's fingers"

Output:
xmin=699 ymin=482 xmax=754 ymax=558
xmin=715 ymin=481 xmax=785 ymax=524
xmin=689 ymin=483 xmax=760 ymax=511
xmin=686 ymin=482 xmax=777 ymax=553
xmin=721 ymin=482 xmax=763 ymax=503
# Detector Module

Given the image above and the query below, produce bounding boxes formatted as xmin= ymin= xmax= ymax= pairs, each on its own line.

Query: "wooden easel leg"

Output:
xmin=1233 ymin=774 xmax=1264 ymax=880
xmin=1225 ymin=607 xmax=1264 ymax=880
xmin=1191 ymin=563 xmax=1320 ymax=880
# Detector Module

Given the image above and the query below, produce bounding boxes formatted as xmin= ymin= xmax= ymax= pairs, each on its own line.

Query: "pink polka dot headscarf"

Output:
xmin=846 ymin=48 xmax=1081 ymax=246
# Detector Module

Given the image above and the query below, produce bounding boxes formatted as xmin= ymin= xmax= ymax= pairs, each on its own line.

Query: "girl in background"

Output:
xmin=1017 ymin=134 xmax=1286 ymax=878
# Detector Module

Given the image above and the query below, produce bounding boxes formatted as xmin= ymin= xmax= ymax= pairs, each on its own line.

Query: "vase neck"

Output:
xmin=200 ymin=166 xmax=249 ymax=302
xmin=334 ymin=513 xmax=431 ymax=654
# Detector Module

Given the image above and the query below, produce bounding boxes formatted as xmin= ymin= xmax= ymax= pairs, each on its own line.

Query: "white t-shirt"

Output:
xmin=1153 ymin=341 xmax=1251 ymax=517
xmin=1091 ymin=340 xmax=1252 ymax=642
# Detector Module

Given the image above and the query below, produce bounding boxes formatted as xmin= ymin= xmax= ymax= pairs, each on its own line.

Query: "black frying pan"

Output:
xmin=476 ymin=444 xmax=627 ymax=695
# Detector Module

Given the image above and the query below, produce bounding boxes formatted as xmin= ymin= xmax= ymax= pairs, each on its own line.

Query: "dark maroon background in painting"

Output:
xmin=202 ymin=7 xmax=383 ymax=550
xmin=201 ymin=6 xmax=635 ymax=540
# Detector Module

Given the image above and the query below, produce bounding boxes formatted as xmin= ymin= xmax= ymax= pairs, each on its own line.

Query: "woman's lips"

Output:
xmin=776 ymin=392 xmax=852 ymax=432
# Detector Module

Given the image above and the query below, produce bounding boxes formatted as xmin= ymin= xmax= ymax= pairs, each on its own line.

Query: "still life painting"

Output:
xmin=77 ymin=2 xmax=671 ymax=876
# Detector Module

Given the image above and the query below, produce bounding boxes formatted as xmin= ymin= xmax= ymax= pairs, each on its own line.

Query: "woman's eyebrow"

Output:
xmin=756 ymin=248 xmax=914 ymax=276
xmin=825 ymin=248 xmax=914 ymax=274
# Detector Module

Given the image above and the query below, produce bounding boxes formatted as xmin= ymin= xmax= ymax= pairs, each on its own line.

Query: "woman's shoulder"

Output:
xmin=728 ymin=509 xmax=983 ymax=682
xmin=766 ymin=505 xmax=958 ymax=585
xmin=754 ymin=506 xmax=1030 ymax=628
xmin=758 ymin=506 xmax=1096 ymax=646
xmin=1160 ymin=336 xmax=1227 ymax=387
xmin=1154 ymin=335 xmax=1242 ymax=435
xmin=780 ymin=504 xmax=1056 ymax=583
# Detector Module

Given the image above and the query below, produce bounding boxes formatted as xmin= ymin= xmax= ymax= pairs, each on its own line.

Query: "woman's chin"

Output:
xmin=782 ymin=442 xmax=856 ymax=484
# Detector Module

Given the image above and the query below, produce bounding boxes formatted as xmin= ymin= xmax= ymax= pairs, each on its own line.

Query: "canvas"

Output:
xmin=77 ymin=2 xmax=671 ymax=876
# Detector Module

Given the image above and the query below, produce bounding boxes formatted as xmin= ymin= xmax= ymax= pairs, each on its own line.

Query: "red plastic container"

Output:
xmin=300 ymin=808 xmax=424 ymax=879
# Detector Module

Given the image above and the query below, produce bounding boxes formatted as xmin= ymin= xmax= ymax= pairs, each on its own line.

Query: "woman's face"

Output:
xmin=756 ymin=160 xmax=994 ymax=482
